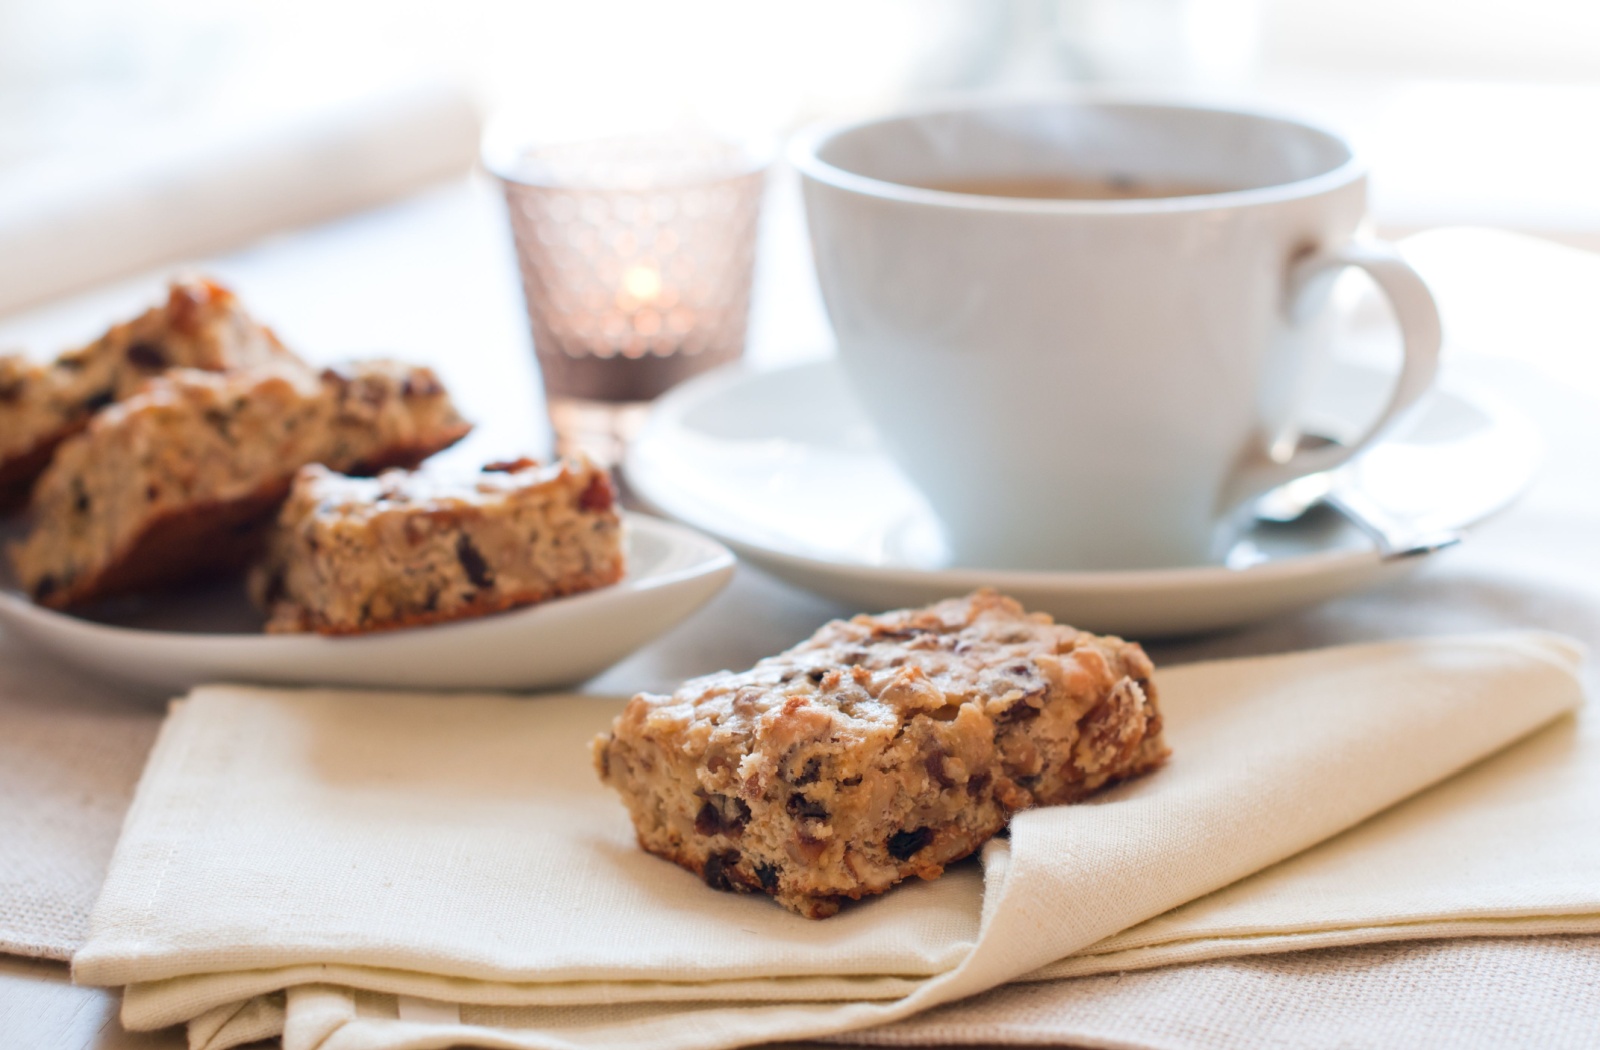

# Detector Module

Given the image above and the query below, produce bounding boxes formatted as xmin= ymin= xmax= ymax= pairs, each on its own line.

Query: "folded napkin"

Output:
xmin=73 ymin=633 xmax=1589 ymax=1050
xmin=0 ymin=78 xmax=480 ymax=317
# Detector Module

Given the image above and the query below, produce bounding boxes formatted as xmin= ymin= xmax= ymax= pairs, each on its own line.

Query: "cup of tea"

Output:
xmin=792 ymin=98 xmax=1440 ymax=571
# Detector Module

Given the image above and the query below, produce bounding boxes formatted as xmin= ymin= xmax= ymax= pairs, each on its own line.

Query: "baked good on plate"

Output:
xmin=0 ymin=278 xmax=299 ymax=511
xmin=9 ymin=360 xmax=470 ymax=608
xmin=594 ymin=589 xmax=1167 ymax=918
xmin=250 ymin=456 xmax=623 ymax=635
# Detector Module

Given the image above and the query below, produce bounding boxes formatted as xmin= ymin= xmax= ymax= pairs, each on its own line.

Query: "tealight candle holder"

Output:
xmin=488 ymin=133 xmax=767 ymax=465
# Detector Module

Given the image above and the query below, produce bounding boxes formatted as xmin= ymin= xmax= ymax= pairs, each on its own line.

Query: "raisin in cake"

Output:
xmin=0 ymin=278 xmax=299 ymax=510
xmin=9 ymin=361 xmax=470 ymax=608
xmin=594 ymin=590 xmax=1168 ymax=918
xmin=250 ymin=457 xmax=624 ymax=634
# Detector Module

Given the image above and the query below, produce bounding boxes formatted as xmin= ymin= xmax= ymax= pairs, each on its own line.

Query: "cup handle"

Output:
xmin=1221 ymin=240 xmax=1442 ymax=511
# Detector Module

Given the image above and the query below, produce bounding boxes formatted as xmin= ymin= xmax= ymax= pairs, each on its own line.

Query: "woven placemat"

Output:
xmin=0 ymin=632 xmax=163 ymax=960
xmin=832 ymin=935 xmax=1600 ymax=1050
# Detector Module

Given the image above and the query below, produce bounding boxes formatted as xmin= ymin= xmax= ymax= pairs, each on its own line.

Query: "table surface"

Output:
xmin=2 ymin=162 xmax=1598 ymax=1049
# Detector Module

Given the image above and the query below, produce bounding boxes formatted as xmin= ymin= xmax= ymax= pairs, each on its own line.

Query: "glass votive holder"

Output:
xmin=487 ymin=131 xmax=768 ymax=467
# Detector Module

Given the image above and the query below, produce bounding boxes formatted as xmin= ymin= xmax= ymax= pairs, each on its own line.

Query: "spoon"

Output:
xmin=1254 ymin=435 xmax=1464 ymax=561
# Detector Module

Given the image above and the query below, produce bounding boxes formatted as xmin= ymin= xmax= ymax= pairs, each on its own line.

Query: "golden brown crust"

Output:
xmin=251 ymin=457 xmax=624 ymax=635
xmin=283 ymin=563 xmax=627 ymax=636
xmin=339 ymin=437 xmax=473 ymax=478
xmin=594 ymin=590 xmax=1167 ymax=918
xmin=24 ymin=435 xmax=474 ymax=611
xmin=0 ymin=433 xmax=70 ymax=512
xmin=641 ymin=837 xmax=851 ymax=919
xmin=9 ymin=362 xmax=471 ymax=609
xmin=0 ymin=278 xmax=301 ymax=511
xmin=32 ymin=482 xmax=291 ymax=608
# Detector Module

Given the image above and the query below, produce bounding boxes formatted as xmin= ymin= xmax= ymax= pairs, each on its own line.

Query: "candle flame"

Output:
xmin=622 ymin=264 xmax=662 ymax=303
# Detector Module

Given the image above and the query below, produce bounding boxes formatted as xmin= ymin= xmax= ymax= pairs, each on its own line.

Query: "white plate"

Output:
xmin=0 ymin=513 xmax=733 ymax=694
xmin=625 ymin=359 xmax=1541 ymax=636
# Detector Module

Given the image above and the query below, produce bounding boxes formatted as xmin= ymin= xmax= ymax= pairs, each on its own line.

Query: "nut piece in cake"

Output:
xmin=594 ymin=590 xmax=1168 ymax=918
xmin=250 ymin=456 xmax=624 ymax=635
xmin=0 ymin=278 xmax=300 ymax=510
xmin=8 ymin=361 xmax=471 ymax=608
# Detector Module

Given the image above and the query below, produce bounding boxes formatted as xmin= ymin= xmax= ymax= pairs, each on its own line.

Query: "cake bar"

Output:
xmin=0 ymin=278 xmax=299 ymax=510
xmin=250 ymin=456 xmax=624 ymax=635
xmin=594 ymin=590 xmax=1168 ymax=918
xmin=9 ymin=361 xmax=470 ymax=608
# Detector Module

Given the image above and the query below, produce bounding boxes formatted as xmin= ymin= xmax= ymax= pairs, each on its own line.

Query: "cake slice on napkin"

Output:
xmin=595 ymin=590 xmax=1168 ymax=917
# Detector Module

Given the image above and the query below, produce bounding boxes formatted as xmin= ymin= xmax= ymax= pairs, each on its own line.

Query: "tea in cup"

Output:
xmin=793 ymin=98 xmax=1439 ymax=571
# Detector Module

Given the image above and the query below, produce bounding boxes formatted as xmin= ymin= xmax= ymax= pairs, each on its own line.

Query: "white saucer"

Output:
xmin=625 ymin=359 xmax=1541 ymax=636
xmin=0 ymin=513 xmax=733 ymax=695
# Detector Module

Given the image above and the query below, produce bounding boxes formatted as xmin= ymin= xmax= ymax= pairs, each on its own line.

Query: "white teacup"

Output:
xmin=793 ymin=98 xmax=1440 ymax=571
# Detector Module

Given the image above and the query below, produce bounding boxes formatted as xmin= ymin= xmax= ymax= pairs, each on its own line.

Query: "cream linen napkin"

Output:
xmin=72 ymin=633 xmax=1588 ymax=1050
